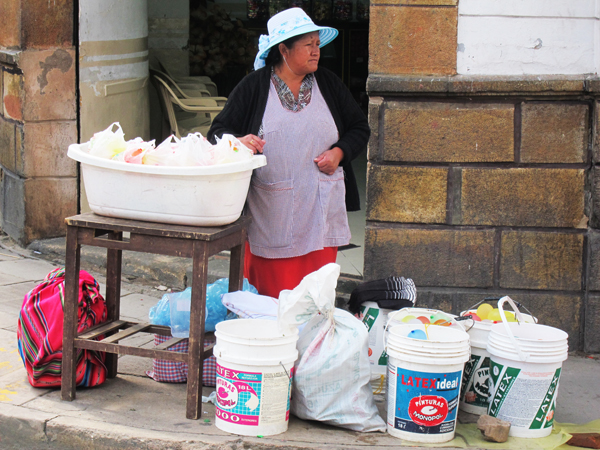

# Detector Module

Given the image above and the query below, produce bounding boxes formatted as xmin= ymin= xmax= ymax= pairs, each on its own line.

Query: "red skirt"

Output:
xmin=244 ymin=242 xmax=338 ymax=298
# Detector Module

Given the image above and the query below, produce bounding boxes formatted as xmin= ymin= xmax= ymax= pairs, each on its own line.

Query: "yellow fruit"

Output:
xmin=488 ymin=308 xmax=502 ymax=322
xmin=476 ymin=303 xmax=493 ymax=320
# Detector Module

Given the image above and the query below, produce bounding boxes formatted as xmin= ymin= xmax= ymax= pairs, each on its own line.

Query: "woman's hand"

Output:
xmin=314 ymin=147 xmax=344 ymax=175
xmin=239 ymin=134 xmax=265 ymax=154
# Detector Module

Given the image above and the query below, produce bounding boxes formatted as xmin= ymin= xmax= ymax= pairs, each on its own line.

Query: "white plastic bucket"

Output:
xmin=213 ymin=319 xmax=299 ymax=436
xmin=386 ymin=323 xmax=470 ymax=443
xmin=68 ymin=143 xmax=266 ymax=226
xmin=486 ymin=297 xmax=568 ymax=438
xmin=459 ymin=302 xmax=537 ymax=415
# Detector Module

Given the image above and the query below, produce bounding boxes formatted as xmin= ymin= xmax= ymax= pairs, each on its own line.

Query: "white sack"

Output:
xmin=278 ymin=263 xmax=386 ymax=432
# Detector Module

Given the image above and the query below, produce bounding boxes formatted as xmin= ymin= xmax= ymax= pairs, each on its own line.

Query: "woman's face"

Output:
xmin=280 ymin=31 xmax=320 ymax=75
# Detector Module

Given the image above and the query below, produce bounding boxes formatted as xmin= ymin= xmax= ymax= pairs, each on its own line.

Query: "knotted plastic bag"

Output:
xmin=212 ymin=134 xmax=254 ymax=165
xmin=278 ymin=263 xmax=386 ymax=432
xmin=112 ymin=137 xmax=156 ymax=164
xmin=88 ymin=122 xmax=127 ymax=159
xmin=141 ymin=135 xmax=180 ymax=166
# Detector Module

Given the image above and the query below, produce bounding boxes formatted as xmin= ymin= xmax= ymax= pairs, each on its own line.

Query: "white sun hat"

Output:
xmin=254 ymin=8 xmax=338 ymax=70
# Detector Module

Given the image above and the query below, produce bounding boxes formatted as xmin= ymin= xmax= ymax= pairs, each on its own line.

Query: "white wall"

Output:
xmin=457 ymin=0 xmax=600 ymax=75
xmin=80 ymin=0 xmax=149 ymax=86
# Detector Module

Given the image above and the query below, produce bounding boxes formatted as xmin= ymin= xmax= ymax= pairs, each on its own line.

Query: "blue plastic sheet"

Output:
xmin=148 ymin=278 xmax=258 ymax=337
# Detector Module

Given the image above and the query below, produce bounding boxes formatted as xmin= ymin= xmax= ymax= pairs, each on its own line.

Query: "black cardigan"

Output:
xmin=207 ymin=65 xmax=370 ymax=211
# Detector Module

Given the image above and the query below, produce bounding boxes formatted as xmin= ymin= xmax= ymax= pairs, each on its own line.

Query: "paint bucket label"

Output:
xmin=461 ymin=354 xmax=491 ymax=408
xmin=360 ymin=304 xmax=389 ymax=371
xmin=488 ymin=360 xmax=560 ymax=431
xmin=388 ymin=365 xmax=462 ymax=435
xmin=215 ymin=364 xmax=293 ymax=426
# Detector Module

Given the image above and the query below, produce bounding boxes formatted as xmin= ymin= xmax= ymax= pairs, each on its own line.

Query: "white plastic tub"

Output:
xmin=68 ymin=143 xmax=266 ymax=226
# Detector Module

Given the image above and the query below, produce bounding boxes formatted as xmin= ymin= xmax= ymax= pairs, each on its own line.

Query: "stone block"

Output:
xmin=370 ymin=6 xmax=457 ymax=75
xmin=500 ymin=231 xmax=583 ymax=291
xmin=20 ymin=121 xmax=77 ymax=177
xmin=1 ymin=169 xmax=25 ymax=242
xmin=2 ymin=71 xmax=24 ymax=121
xmin=383 ymin=102 xmax=514 ymax=162
xmin=595 ymin=101 xmax=600 ymax=163
xmin=20 ymin=48 xmax=76 ymax=121
xmin=461 ymin=168 xmax=585 ymax=227
xmin=0 ymin=0 xmax=21 ymax=48
xmin=585 ymin=295 xmax=600 ymax=353
xmin=0 ymin=117 xmax=16 ymax=172
xmin=412 ymin=290 xmax=454 ymax=314
xmin=23 ymin=177 xmax=77 ymax=244
xmin=367 ymin=97 xmax=382 ymax=161
xmin=521 ymin=103 xmax=589 ymax=163
xmin=593 ymin=167 xmax=600 ymax=229
xmin=21 ymin=0 xmax=73 ymax=48
xmin=367 ymin=165 xmax=448 ymax=223
xmin=588 ymin=230 xmax=600 ymax=291
xmin=364 ymin=226 xmax=495 ymax=287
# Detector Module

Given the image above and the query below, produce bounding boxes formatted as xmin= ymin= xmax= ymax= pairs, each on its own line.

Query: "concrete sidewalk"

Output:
xmin=0 ymin=235 xmax=599 ymax=450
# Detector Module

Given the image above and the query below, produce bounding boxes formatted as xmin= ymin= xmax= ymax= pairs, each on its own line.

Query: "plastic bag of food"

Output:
xmin=111 ymin=137 xmax=156 ymax=164
xmin=176 ymin=133 xmax=215 ymax=166
xmin=278 ymin=263 xmax=386 ymax=432
xmin=212 ymin=134 xmax=253 ymax=165
xmin=88 ymin=122 xmax=127 ymax=159
xmin=142 ymin=135 xmax=179 ymax=166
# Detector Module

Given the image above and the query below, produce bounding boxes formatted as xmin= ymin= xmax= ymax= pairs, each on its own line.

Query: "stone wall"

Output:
xmin=0 ymin=0 xmax=77 ymax=244
xmin=366 ymin=0 xmax=600 ymax=352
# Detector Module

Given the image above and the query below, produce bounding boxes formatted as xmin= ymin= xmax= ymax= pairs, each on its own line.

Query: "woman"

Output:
xmin=208 ymin=7 xmax=370 ymax=298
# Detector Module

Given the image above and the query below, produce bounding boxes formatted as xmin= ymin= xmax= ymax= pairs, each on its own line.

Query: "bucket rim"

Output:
xmin=215 ymin=318 xmax=299 ymax=340
xmin=387 ymin=347 xmax=471 ymax=365
xmin=489 ymin=323 xmax=569 ymax=343
xmin=388 ymin=323 xmax=470 ymax=343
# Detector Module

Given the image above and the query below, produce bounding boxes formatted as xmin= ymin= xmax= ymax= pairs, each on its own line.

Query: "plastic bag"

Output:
xmin=177 ymin=133 xmax=215 ymax=166
xmin=278 ymin=263 xmax=386 ymax=432
xmin=88 ymin=122 xmax=127 ymax=159
xmin=142 ymin=135 xmax=180 ymax=166
xmin=112 ymin=137 xmax=156 ymax=164
xmin=149 ymin=278 xmax=258 ymax=337
xmin=148 ymin=293 xmax=171 ymax=326
xmin=212 ymin=134 xmax=254 ymax=165
xmin=221 ymin=290 xmax=279 ymax=320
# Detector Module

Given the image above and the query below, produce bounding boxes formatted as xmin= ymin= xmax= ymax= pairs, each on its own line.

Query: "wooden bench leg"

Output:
xmin=186 ymin=240 xmax=209 ymax=420
xmin=105 ymin=231 xmax=123 ymax=378
xmin=61 ymin=225 xmax=80 ymax=401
